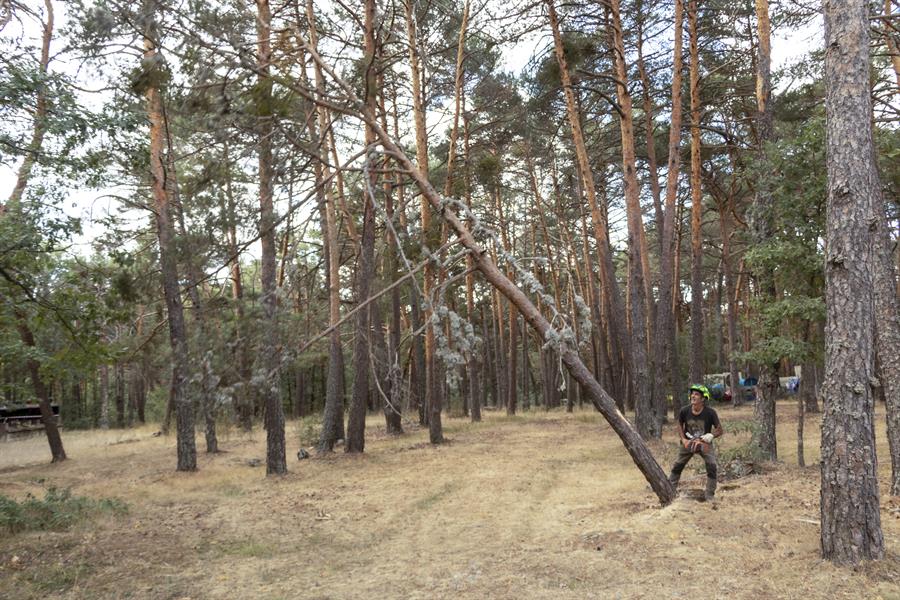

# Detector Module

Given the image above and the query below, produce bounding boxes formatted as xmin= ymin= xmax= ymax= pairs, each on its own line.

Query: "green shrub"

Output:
xmin=719 ymin=442 xmax=768 ymax=464
xmin=0 ymin=487 xmax=127 ymax=534
xmin=297 ymin=413 xmax=323 ymax=448
xmin=725 ymin=419 xmax=758 ymax=435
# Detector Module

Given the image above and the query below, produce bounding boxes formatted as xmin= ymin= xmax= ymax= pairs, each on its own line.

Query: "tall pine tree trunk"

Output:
xmin=144 ymin=3 xmax=195 ymax=470
xmin=463 ymin=111 xmax=481 ymax=423
xmin=168 ymin=136 xmax=217 ymax=453
xmin=651 ymin=0 xmax=685 ymax=425
xmin=749 ymin=0 xmax=778 ymax=461
xmin=5 ymin=0 xmax=65 ymax=462
xmin=15 ymin=314 xmax=66 ymax=462
xmin=404 ymin=0 xmax=442 ymax=443
xmin=383 ymin=82 xmax=405 ymax=435
xmin=874 ymin=194 xmax=900 ymax=495
xmin=255 ymin=0 xmax=286 ymax=474
xmin=608 ymin=0 xmax=656 ymax=438
xmin=820 ymin=0 xmax=884 ymax=563
xmin=306 ymin=0 xmax=346 ymax=452
xmin=687 ymin=0 xmax=705 ymax=386
xmin=346 ymin=0 xmax=379 ymax=453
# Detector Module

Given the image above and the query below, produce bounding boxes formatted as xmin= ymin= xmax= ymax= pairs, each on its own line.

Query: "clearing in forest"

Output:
xmin=0 ymin=402 xmax=898 ymax=599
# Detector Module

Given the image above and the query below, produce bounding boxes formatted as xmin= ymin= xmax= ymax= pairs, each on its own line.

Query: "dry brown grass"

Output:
xmin=1 ymin=402 xmax=899 ymax=600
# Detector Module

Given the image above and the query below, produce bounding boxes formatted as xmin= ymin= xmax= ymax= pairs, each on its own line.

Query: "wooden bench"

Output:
xmin=0 ymin=404 xmax=60 ymax=440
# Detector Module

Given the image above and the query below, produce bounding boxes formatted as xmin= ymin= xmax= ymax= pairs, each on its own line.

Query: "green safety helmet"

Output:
xmin=688 ymin=384 xmax=710 ymax=402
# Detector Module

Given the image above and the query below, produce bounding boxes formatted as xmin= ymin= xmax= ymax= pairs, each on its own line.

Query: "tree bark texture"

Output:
xmin=651 ymin=0 xmax=685 ymax=425
xmin=688 ymin=0 xmax=705 ymax=386
xmin=748 ymin=0 xmax=779 ymax=461
xmin=144 ymin=7 xmax=196 ymax=471
xmin=305 ymin=2 xmax=347 ymax=452
xmin=15 ymin=314 xmax=66 ymax=462
xmin=346 ymin=0 xmax=379 ymax=453
xmin=874 ymin=172 xmax=900 ymax=496
xmin=820 ymin=0 xmax=884 ymax=564
xmin=403 ymin=0 xmax=441 ymax=443
xmin=608 ymin=0 xmax=656 ymax=439
xmin=256 ymin=0 xmax=286 ymax=475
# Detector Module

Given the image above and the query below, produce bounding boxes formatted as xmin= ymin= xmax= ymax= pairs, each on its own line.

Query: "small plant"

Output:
xmin=297 ymin=413 xmax=323 ymax=449
xmin=31 ymin=562 xmax=94 ymax=594
xmin=725 ymin=419 xmax=758 ymax=435
xmin=719 ymin=442 xmax=768 ymax=464
xmin=0 ymin=487 xmax=127 ymax=534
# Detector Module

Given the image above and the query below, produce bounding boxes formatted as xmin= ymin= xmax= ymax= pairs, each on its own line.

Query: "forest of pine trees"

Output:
xmin=1 ymin=0 xmax=898 ymax=566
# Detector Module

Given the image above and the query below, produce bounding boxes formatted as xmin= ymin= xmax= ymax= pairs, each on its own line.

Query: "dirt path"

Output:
xmin=1 ymin=404 xmax=898 ymax=599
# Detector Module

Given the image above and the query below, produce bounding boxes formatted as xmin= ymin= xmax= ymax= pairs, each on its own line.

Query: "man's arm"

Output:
xmin=677 ymin=421 xmax=691 ymax=448
xmin=701 ymin=413 xmax=723 ymax=444
xmin=712 ymin=414 xmax=723 ymax=438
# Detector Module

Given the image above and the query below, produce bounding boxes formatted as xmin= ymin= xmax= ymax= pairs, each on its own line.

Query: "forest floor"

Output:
xmin=1 ymin=401 xmax=899 ymax=600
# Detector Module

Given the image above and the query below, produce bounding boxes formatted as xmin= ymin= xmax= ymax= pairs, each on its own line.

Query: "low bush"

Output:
xmin=0 ymin=487 xmax=127 ymax=534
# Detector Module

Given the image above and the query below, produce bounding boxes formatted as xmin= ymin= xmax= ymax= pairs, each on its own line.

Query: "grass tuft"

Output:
xmin=0 ymin=487 xmax=127 ymax=534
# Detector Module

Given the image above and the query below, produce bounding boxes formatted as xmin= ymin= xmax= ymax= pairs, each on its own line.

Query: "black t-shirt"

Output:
xmin=678 ymin=405 xmax=721 ymax=438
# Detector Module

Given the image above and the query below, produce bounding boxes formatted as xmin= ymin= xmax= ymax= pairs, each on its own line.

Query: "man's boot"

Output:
xmin=704 ymin=476 xmax=717 ymax=501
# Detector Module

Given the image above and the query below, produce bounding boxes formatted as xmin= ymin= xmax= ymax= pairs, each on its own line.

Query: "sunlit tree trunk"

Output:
xmin=404 ymin=0 xmax=442 ymax=443
xmin=687 ymin=0 xmax=705 ymax=386
xmin=608 ymin=0 xmax=656 ymax=438
xmin=144 ymin=2 xmax=195 ymax=471
xmin=652 ymin=0 xmax=685 ymax=426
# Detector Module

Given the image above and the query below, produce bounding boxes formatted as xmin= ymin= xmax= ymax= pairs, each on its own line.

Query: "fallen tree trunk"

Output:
xmin=299 ymin=38 xmax=675 ymax=506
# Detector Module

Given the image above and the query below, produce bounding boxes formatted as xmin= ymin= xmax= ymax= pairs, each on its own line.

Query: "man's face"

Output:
xmin=690 ymin=391 xmax=704 ymax=409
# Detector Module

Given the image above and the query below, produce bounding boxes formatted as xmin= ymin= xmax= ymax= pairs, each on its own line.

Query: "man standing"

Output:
xmin=669 ymin=384 xmax=723 ymax=500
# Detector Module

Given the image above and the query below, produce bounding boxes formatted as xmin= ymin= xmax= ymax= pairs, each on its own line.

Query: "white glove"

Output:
xmin=700 ymin=433 xmax=714 ymax=444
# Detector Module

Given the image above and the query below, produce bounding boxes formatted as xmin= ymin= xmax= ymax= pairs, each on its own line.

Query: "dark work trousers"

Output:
xmin=669 ymin=443 xmax=718 ymax=495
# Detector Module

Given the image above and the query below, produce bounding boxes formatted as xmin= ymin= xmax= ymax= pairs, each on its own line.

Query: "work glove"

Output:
xmin=700 ymin=433 xmax=714 ymax=444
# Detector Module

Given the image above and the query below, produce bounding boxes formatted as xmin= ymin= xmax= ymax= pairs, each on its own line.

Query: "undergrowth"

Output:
xmin=0 ymin=487 xmax=127 ymax=534
xmin=297 ymin=414 xmax=323 ymax=448
xmin=719 ymin=419 xmax=767 ymax=464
